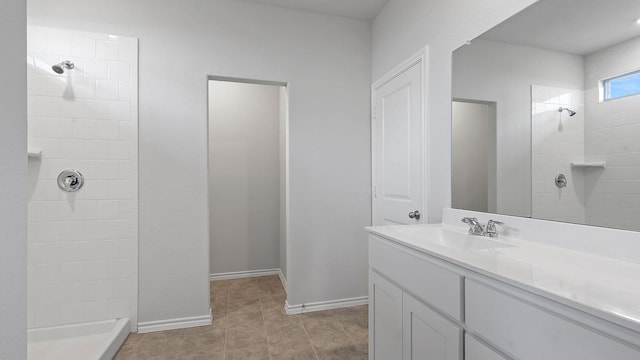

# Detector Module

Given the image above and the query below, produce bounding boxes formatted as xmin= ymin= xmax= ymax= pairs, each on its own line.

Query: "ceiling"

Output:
xmin=243 ymin=0 xmax=390 ymax=20
xmin=480 ymin=0 xmax=640 ymax=55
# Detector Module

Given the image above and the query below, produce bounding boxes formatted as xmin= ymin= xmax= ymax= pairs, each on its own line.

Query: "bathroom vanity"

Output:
xmin=367 ymin=209 xmax=640 ymax=360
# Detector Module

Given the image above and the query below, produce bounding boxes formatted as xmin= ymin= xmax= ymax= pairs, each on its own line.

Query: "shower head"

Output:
xmin=52 ymin=60 xmax=75 ymax=74
xmin=558 ymin=107 xmax=577 ymax=117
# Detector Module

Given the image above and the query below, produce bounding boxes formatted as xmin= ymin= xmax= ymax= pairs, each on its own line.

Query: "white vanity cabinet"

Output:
xmin=368 ymin=232 xmax=640 ymax=360
xmin=369 ymin=235 xmax=463 ymax=360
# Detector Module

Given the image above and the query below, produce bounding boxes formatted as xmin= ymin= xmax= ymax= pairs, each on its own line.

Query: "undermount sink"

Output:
xmin=391 ymin=225 xmax=514 ymax=251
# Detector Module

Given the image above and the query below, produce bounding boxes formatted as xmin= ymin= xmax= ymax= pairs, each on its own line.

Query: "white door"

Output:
xmin=403 ymin=293 xmax=463 ymax=360
xmin=373 ymin=60 xmax=424 ymax=225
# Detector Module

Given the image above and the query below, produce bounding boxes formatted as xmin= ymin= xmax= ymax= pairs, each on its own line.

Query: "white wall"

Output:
xmin=26 ymin=26 xmax=138 ymax=329
xmin=373 ymin=0 xmax=539 ymax=222
xmin=28 ymin=0 xmax=371 ymax=317
xmin=451 ymin=101 xmax=489 ymax=212
xmin=0 ymin=0 xmax=27 ymax=357
xmin=208 ymin=81 xmax=281 ymax=275
xmin=452 ymin=39 xmax=584 ymax=217
xmin=584 ymin=36 xmax=640 ymax=231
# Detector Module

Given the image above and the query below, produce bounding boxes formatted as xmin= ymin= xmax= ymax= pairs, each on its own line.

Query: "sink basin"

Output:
xmin=387 ymin=225 xmax=514 ymax=251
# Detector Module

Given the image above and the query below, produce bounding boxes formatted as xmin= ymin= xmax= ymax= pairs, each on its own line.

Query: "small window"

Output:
xmin=603 ymin=70 xmax=640 ymax=101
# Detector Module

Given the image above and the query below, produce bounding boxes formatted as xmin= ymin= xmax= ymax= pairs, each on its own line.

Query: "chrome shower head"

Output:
xmin=52 ymin=60 xmax=75 ymax=74
xmin=558 ymin=107 xmax=577 ymax=117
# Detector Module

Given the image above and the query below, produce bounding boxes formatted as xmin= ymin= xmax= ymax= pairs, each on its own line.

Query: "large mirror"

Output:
xmin=452 ymin=0 xmax=640 ymax=231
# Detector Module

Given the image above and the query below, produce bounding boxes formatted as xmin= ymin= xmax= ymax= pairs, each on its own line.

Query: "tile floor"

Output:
xmin=114 ymin=276 xmax=369 ymax=359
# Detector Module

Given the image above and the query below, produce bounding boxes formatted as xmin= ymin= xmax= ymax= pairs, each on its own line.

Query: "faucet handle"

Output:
xmin=485 ymin=219 xmax=504 ymax=237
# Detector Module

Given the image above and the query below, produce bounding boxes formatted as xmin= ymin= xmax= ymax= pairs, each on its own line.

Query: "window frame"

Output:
xmin=600 ymin=68 xmax=640 ymax=102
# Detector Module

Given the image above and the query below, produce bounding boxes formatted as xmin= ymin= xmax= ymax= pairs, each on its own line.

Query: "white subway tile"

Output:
xmin=47 ymin=242 xmax=76 ymax=264
xmin=72 ymin=119 xmax=98 ymax=139
xmin=107 ymin=259 xmax=130 ymax=278
xmin=108 ymin=61 xmax=130 ymax=82
xmin=110 ymin=220 xmax=129 ymax=239
xmin=46 ymin=117 xmax=73 ymax=139
xmin=81 ymin=180 xmax=109 ymax=200
xmin=96 ymin=160 xmax=120 ymax=180
xmin=58 ymin=261 xmax=84 ymax=282
xmin=58 ymin=302 xmax=85 ymax=324
xmin=29 ymin=244 xmax=49 ymax=265
xmin=71 ymin=37 xmax=96 ymax=58
xmin=47 ymin=31 xmax=72 ymax=56
xmin=118 ymin=41 xmax=131 ymax=62
xmin=84 ymin=300 xmax=108 ymax=322
xmin=28 ymin=75 xmax=49 ymax=96
xmin=28 ymin=28 xmax=49 ymax=53
xmin=97 ymin=240 xmax=120 ymax=260
xmin=97 ymin=200 xmax=120 ymax=219
xmin=85 ymin=140 xmax=109 ymax=159
xmin=58 ymin=140 xmax=85 ymax=159
xmin=29 ymin=117 xmax=49 ymax=138
xmin=96 ymin=80 xmax=119 ymax=101
xmin=118 ymin=82 xmax=130 ymax=101
xmin=60 ymin=99 xmax=85 ymax=119
xmin=108 ymin=180 xmax=130 ymax=200
xmin=72 ymin=78 xmax=97 ymax=99
xmin=97 ymin=121 xmax=120 ymax=140
xmin=108 ymin=141 xmax=130 ymax=160
xmin=108 ymin=298 xmax=130 ymax=319
xmin=96 ymin=40 xmax=119 ymax=60
xmin=85 ymin=99 xmax=108 ymax=120
xmin=31 ymin=96 xmax=61 ymax=117
xmin=84 ymin=260 xmax=108 ymax=280
xmin=85 ymin=59 xmax=109 ymax=80
xmin=29 ymin=201 xmax=50 ymax=222
xmin=59 ymin=221 xmax=86 ymax=241
xmin=84 ymin=220 xmax=111 ymax=240
xmin=107 ymin=101 xmax=129 ymax=121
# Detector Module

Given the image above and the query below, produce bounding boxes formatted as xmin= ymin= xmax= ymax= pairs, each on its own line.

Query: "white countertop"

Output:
xmin=367 ymin=223 xmax=640 ymax=334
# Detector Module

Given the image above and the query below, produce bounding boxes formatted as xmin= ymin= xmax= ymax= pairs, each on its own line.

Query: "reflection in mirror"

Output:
xmin=452 ymin=0 xmax=640 ymax=231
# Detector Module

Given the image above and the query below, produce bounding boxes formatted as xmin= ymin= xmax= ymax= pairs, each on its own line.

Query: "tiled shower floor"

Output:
xmin=114 ymin=276 xmax=368 ymax=359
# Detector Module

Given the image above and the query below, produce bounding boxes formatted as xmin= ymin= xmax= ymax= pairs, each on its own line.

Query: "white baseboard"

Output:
xmin=285 ymin=296 xmax=368 ymax=315
xmin=209 ymin=269 xmax=280 ymax=281
xmin=137 ymin=309 xmax=212 ymax=333
xmin=278 ymin=269 xmax=288 ymax=294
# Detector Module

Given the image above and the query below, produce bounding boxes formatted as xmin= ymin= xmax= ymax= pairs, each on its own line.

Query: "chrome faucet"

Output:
xmin=461 ymin=217 xmax=484 ymax=235
xmin=461 ymin=217 xmax=505 ymax=238
xmin=484 ymin=219 xmax=504 ymax=238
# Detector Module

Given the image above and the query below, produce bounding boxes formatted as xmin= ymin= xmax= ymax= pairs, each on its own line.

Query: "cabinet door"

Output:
xmin=465 ymin=334 xmax=508 ymax=360
xmin=402 ymin=293 xmax=462 ymax=360
xmin=370 ymin=271 xmax=403 ymax=360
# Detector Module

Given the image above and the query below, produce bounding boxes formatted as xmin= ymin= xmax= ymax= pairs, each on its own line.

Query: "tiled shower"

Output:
xmin=26 ymin=24 xmax=138 ymax=351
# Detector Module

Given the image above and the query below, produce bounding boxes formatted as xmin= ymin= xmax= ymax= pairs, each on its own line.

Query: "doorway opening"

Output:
xmin=207 ymin=77 xmax=288 ymax=291
xmin=451 ymin=99 xmax=497 ymax=213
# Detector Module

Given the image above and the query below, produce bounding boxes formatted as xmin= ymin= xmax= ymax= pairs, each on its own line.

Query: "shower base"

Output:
xmin=28 ymin=318 xmax=130 ymax=360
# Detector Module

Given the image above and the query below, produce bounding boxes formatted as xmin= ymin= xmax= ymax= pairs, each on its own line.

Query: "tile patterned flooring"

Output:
xmin=114 ymin=276 xmax=369 ymax=359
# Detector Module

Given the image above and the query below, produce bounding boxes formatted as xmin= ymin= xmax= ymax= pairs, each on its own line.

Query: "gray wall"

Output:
xmin=208 ymin=81 xmax=281 ymax=275
xmin=373 ymin=0 xmax=539 ymax=223
xmin=452 ymin=39 xmax=584 ymax=217
xmin=0 ymin=0 xmax=27 ymax=357
xmin=28 ymin=0 xmax=371 ymax=319
xmin=452 ymin=101 xmax=490 ymax=212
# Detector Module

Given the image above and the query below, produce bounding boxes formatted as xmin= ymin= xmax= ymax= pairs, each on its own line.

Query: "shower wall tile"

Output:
xmin=531 ymin=85 xmax=586 ymax=224
xmin=27 ymin=26 xmax=138 ymax=330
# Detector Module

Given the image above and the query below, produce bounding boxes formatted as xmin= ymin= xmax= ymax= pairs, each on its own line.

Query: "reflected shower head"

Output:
xmin=52 ymin=60 xmax=74 ymax=74
xmin=558 ymin=107 xmax=577 ymax=117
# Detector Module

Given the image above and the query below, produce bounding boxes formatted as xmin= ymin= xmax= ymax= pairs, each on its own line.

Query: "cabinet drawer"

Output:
xmin=466 ymin=279 xmax=640 ymax=360
xmin=370 ymin=236 xmax=463 ymax=320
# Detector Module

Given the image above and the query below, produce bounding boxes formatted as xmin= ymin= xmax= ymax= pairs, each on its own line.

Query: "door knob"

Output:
xmin=408 ymin=210 xmax=421 ymax=220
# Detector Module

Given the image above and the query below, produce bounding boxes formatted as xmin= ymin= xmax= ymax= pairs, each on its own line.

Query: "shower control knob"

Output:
xmin=57 ymin=169 xmax=84 ymax=192
xmin=408 ymin=210 xmax=421 ymax=220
